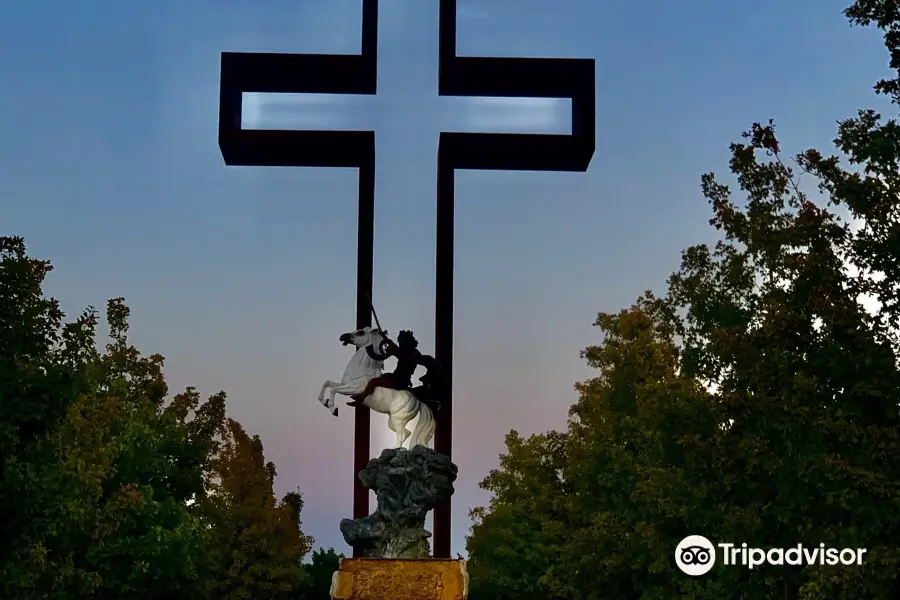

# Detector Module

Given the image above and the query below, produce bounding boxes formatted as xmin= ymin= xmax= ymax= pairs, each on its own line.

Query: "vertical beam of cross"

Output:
xmin=431 ymin=0 xmax=596 ymax=558
xmin=217 ymin=0 xmax=379 ymax=559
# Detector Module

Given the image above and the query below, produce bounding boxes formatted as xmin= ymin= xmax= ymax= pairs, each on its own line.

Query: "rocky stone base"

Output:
xmin=340 ymin=445 xmax=458 ymax=559
xmin=330 ymin=558 xmax=468 ymax=600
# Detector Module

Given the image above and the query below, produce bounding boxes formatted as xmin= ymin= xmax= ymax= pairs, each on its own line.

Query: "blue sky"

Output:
xmin=0 ymin=0 xmax=890 ymax=555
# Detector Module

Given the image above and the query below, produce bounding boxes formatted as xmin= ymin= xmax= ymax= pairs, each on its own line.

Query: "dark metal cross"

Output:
xmin=218 ymin=0 xmax=595 ymax=559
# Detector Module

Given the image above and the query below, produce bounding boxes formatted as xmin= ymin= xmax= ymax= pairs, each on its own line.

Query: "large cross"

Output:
xmin=218 ymin=0 xmax=595 ymax=559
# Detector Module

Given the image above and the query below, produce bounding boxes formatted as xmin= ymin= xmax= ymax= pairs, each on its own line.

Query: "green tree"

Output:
xmin=0 ymin=237 xmax=313 ymax=599
xmin=466 ymin=430 xmax=570 ymax=600
xmin=0 ymin=236 xmax=229 ymax=598
xmin=466 ymin=301 xmax=719 ymax=600
xmin=297 ymin=547 xmax=344 ymax=600
xmin=201 ymin=418 xmax=313 ymax=599
xmin=553 ymin=300 xmax=720 ymax=600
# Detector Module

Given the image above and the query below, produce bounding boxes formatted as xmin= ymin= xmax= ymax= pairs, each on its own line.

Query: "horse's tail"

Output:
xmin=409 ymin=400 xmax=435 ymax=448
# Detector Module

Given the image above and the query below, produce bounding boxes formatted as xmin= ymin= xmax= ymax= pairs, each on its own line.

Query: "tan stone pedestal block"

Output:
xmin=330 ymin=558 xmax=468 ymax=600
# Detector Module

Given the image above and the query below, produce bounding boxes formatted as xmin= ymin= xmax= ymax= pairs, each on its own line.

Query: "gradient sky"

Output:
xmin=1 ymin=0 xmax=890 ymax=556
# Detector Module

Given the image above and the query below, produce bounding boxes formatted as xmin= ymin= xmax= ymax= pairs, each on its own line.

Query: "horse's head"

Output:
xmin=339 ymin=326 xmax=382 ymax=349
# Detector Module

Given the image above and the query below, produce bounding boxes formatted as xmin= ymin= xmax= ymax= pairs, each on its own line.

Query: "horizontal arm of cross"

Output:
xmin=218 ymin=0 xmax=378 ymax=168
xmin=437 ymin=0 xmax=595 ymax=172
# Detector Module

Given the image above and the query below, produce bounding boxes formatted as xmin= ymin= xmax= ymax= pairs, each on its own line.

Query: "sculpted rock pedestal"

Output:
xmin=330 ymin=558 xmax=468 ymax=600
xmin=340 ymin=445 xmax=458 ymax=559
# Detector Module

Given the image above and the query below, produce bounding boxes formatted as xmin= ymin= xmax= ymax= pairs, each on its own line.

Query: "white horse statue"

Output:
xmin=317 ymin=326 xmax=436 ymax=449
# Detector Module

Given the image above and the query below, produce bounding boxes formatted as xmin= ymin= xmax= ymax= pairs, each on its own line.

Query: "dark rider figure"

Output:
xmin=347 ymin=329 xmax=441 ymax=411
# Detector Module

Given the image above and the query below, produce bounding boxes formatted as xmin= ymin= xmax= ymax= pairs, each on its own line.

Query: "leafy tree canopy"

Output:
xmin=0 ymin=236 xmax=312 ymax=599
xmin=297 ymin=547 xmax=345 ymax=600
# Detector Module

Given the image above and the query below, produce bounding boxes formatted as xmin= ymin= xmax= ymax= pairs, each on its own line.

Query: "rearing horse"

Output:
xmin=317 ymin=327 xmax=436 ymax=449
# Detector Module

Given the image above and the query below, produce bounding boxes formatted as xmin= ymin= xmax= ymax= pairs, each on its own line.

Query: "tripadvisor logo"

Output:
xmin=675 ymin=535 xmax=867 ymax=576
xmin=675 ymin=535 xmax=716 ymax=575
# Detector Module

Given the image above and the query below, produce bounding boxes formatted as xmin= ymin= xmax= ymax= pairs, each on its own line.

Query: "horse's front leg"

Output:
xmin=319 ymin=380 xmax=338 ymax=406
xmin=327 ymin=379 xmax=369 ymax=415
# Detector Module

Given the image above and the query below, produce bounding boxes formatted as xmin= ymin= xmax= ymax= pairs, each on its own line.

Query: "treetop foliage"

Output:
xmin=0 ymin=236 xmax=317 ymax=599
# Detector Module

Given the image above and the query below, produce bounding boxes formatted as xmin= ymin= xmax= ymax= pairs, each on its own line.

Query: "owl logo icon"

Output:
xmin=675 ymin=535 xmax=716 ymax=575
